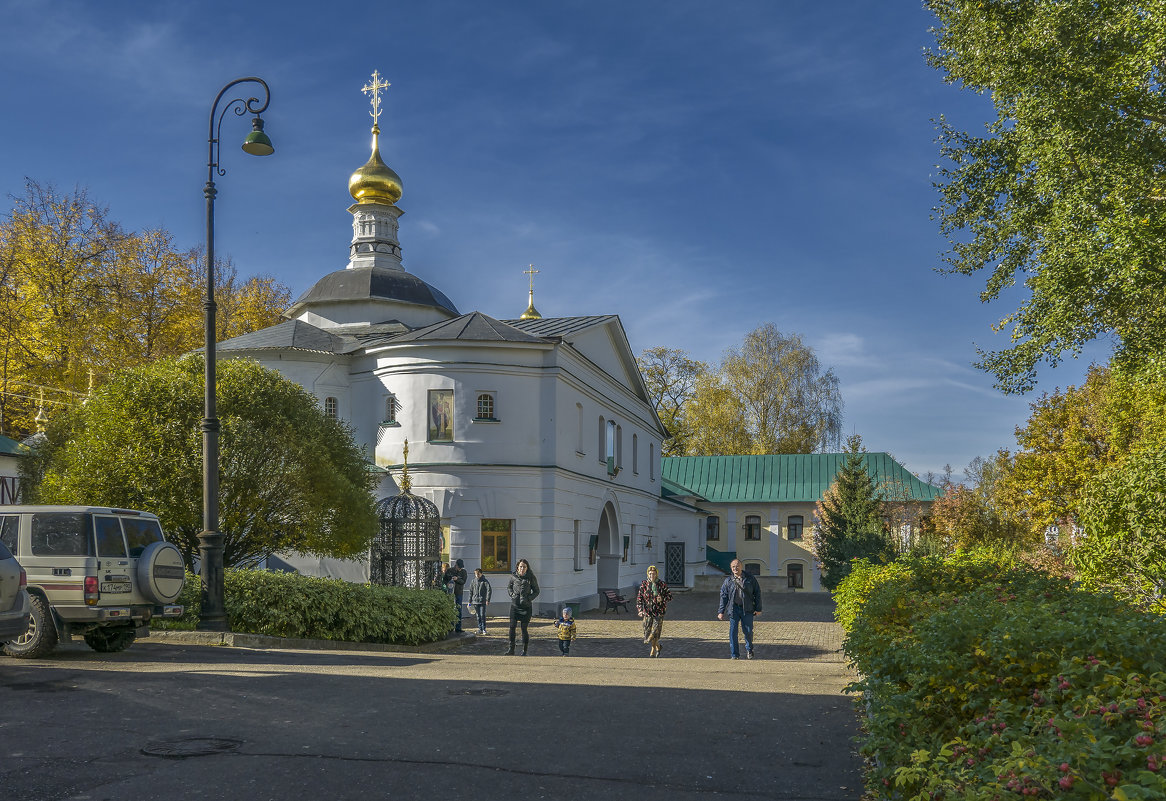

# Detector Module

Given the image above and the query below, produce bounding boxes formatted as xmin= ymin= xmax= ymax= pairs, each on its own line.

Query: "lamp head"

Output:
xmin=241 ymin=116 xmax=274 ymax=156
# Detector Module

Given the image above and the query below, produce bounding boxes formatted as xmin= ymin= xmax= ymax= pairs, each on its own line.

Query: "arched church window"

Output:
xmin=324 ymin=397 xmax=338 ymax=420
xmin=475 ymin=393 xmax=495 ymax=420
xmin=384 ymin=396 xmax=398 ymax=424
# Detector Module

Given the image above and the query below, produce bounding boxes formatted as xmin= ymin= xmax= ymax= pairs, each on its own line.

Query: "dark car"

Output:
xmin=0 ymin=535 xmax=31 ymax=643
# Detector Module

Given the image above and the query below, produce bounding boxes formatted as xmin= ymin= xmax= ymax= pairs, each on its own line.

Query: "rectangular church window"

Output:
xmin=481 ymin=519 xmax=511 ymax=573
xmin=427 ymin=389 xmax=453 ymax=442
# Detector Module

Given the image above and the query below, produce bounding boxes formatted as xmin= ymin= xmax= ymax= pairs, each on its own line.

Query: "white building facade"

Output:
xmin=219 ymin=107 xmax=694 ymax=614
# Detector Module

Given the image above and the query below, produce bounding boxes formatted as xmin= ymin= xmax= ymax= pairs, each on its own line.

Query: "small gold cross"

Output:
xmin=524 ymin=264 xmax=539 ymax=292
xmin=362 ymin=70 xmax=391 ymax=125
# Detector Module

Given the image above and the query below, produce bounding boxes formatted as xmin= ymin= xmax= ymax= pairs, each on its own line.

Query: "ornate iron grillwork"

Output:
xmin=371 ymin=492 xmax=441 ymax=589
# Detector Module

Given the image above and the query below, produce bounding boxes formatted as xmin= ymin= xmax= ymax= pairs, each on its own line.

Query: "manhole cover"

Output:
xmin=141 ymin=737 xmax=243 ymax=759
xmin=448 ymin=688 xmax=509 ymax=697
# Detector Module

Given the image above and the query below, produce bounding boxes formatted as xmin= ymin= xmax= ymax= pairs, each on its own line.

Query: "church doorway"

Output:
xmin=595 ymin=502 xmax=620 ymax=591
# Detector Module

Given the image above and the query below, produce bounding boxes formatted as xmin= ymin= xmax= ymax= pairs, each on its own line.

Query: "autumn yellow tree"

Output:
xmin=0 ymin=180 xmax=291 ymax=438
xmin=687 ymin=323 xmax=843 ymax=455
xmin=637 ymin=346 xmax=707 ymax=456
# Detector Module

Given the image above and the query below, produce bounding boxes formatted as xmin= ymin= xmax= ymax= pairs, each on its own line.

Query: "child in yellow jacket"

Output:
xmin=554 ymin=606 xmax=577 ymax=656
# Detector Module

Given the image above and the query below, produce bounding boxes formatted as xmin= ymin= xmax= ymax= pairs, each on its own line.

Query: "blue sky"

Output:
xmin=0 ymin=0 xmax=1107 ymax=480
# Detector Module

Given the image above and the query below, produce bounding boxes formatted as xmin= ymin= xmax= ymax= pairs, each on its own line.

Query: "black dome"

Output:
xmin=289 ymin=265 xmax=458 ymax=317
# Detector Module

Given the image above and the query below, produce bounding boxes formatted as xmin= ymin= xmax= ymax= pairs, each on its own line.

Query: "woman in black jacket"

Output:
xmin=504 ymin=559 xmax=539 ymax=655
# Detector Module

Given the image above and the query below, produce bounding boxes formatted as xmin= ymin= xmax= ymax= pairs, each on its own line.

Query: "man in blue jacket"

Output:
xmin=717 ymin=559 xmax=762 ymax=660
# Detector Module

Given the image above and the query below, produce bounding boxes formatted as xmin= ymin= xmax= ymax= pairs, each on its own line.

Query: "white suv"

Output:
xmin=0 ymin=506 xmax=185 ymax=658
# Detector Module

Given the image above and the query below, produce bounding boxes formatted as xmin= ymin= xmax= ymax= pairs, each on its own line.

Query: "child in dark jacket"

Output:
xmin=467 ymin=568 xmax=492 ymax=634
xmin=554 ymin=606 xmax=577 ymax=655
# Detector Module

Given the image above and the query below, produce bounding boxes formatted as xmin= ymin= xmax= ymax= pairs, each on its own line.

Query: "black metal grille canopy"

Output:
xmin=371 ymin=492 xmax=441 ymax=589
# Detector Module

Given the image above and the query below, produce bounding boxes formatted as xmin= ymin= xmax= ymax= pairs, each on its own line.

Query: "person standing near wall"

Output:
xmin=504 ymin=558 xmax=539 ymax=656
xmin=717 ymin=559 xmax=762 ymax=660
xmin=636 ymin=565 xmax=673 ymax=658
xmin=467 ymin=567 xmax=492 ymax=635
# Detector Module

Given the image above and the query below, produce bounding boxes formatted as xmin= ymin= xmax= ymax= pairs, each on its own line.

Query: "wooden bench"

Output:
xmin=601 ymin=589 xmax=630 ymax=614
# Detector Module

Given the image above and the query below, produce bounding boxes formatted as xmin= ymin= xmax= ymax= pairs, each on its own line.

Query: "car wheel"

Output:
xmin=2 ymin=594 xmax=59 ymax=659
xmin=83 ymin=625 xmax=136 ymax=653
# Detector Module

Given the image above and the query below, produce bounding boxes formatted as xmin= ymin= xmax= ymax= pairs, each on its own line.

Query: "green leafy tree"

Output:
xmin=24 ymin=355 xmax=377 ymax=567
xmin=1073 ymin=447 xmax=1166 ymax=612
xmin=687 ymin=323 xmax=843 ymax=455
xmin=812 ymin=435 xmax=893 ymax=590
xmin=636 ymin=346 xmax=707 ymax=456
xmin=926 ymin=0 xmax=1166 ymax=392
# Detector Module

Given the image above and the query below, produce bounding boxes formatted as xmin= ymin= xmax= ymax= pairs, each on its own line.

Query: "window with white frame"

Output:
xmin=598 ymin=417 xmax=606 ymax=463
xmin=616 ymin=424 xmax=623 ymax=468
xmin=384 ymin=395 xmax=398 ymax=424
xmin=787 ymin=562 xmax=804 ymax=588
xmin=744 ymin=514 xmax=762 ymax=540
xmin=324 ymin=396 xmax=338 ymax=419
xmin=787 ymin=515 xmax=804 ymax=541
xmin=475 ymin=393 xmax=496 ymax=420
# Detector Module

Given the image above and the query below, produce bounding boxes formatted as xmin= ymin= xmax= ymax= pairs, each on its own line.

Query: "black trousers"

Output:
xmin=508 ymin=607 xmax=532 ymax=647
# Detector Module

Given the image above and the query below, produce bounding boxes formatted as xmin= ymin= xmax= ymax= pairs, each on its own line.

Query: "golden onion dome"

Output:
xmin=520 ymin=290 xmax=542 ymax=320
xmin=349 ymin=125 xmax=403 ymax=205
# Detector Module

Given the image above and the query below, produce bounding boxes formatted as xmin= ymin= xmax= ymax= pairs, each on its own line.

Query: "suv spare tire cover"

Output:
xmin=136 ymin=541 xmax=185 ymax=604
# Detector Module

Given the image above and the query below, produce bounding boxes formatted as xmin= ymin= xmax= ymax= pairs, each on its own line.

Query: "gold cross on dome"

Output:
xmin=525 ymin=264 xmax=539 ymax=292
xmin=362 ymin=70 xmax=391 ymax=125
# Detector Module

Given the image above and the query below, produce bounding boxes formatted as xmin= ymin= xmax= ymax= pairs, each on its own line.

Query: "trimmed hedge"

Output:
xmin=837 ymin=554 xmax=1166 ymax=799
xmin=156 ymin=569 xmax=458 ymax=645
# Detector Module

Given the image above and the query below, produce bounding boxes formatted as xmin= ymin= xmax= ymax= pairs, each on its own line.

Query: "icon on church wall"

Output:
xmin=427 ymin=389 xmax=453 ymax=442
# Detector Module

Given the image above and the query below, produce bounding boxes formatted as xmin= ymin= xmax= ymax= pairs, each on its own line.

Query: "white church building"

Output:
xmin=217 ymin=77 xmax=941 ymax=613
xmin=218 ymin=83 xmax=703 ymax=614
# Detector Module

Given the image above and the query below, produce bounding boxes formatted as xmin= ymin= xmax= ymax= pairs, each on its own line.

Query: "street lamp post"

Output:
xmin=197 ymin=77 xmax=274 ymax=631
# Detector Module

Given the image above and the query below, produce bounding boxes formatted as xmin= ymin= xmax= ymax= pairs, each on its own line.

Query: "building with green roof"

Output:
xmin=659 ymin=453 xmax=942 ymax=592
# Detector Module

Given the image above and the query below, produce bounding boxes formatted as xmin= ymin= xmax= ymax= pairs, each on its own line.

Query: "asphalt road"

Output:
xmin=1 ymin=593 xmax=865 ymax=801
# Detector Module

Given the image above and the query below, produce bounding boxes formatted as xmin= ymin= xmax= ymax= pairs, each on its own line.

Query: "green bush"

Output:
xmin=153 ymin=569 xmax=458 ymax=645
xmin=839 ymin=556 xmax=1166 ymax=799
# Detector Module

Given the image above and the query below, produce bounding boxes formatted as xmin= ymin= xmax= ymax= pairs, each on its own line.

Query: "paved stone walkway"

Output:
xmin=458 ymin=590 xmax=848 ymax=662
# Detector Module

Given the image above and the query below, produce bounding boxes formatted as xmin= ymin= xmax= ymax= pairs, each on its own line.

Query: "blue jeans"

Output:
xmin=729 ymin=604 xmax=754 ymax=658
xmin=473 ymin=604 xmax=487 ymax=631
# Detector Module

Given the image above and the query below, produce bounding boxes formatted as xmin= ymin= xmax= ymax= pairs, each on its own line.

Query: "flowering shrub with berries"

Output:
xmin=837 ymin=554 xmax=1166 ymax=799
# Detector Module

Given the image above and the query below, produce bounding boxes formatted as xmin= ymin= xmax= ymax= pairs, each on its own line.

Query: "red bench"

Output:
xmin=601 ymin=589 xmax=630 ymax=614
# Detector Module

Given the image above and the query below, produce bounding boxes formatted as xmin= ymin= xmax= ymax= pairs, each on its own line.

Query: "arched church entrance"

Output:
xmin=595 ymin=502 xmax=620 ymax=591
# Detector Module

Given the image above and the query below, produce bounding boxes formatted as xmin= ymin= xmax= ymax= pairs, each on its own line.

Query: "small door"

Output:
xmin=664 ymin=542 xmax=685 ymax=586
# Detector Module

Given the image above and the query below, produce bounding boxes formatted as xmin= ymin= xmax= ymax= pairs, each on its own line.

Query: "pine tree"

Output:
xmin=813 ymin=435 xmax=892 ymax=590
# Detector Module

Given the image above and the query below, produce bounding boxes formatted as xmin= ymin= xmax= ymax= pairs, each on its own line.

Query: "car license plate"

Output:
xmin=100 ymin=581 xmax=131 ymax=593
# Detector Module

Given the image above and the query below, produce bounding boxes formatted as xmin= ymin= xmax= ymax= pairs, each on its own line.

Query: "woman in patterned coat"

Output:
xmin=636 ymin=565 xmax=673 ymax=657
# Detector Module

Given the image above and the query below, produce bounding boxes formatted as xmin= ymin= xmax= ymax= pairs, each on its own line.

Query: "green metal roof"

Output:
xmin=0 ymin=435 xmax=28 ymax=458
xmin=661 ymin=453 xmax=943 ymax=504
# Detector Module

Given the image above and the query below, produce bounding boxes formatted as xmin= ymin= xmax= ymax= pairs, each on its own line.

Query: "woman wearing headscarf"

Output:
xmin=504 ymin=558 xmax=540 ymax=656
xmin=636 ymin=564 xmax=673 ymax=657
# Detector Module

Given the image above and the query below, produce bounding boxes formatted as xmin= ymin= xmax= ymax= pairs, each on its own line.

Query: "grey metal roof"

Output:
xmin=287 ymin=265 xmax=458 ymax=317
xmin=218 ymin=319 xmax=351 ymax=355
xmin=503 ymin=315 xmax=617 ymax=338
xmin=390 ymin=312 xmax=549 ymax=344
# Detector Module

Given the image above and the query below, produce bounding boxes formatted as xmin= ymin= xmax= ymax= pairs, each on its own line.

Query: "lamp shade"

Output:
xmin=241 ymin=116 xmax=274 ymax=156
